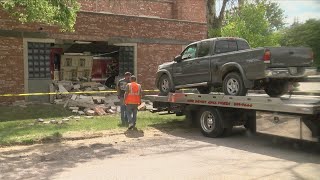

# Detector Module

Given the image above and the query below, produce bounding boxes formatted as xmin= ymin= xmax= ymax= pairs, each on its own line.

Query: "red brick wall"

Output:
xmin=0 ymin=37 xmax=24 ymax=102
xmin=173 ymin=0 xmax=206 ymax=23
xmin=137 ymin=43 xmax=183 ymax=90
xmin=78 ymin=0 xmax=207 ymax=23
xmin=0 ymin=9 xmax=207 ymax=102
xmin=79 ymin=0 xmax=174 ymax=19
xmin=0 ymin=10 xmax=207 ymax=42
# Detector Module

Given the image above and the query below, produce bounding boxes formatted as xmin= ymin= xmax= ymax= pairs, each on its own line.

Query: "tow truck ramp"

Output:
xmin=146 ymin=93 xmax=320 ymax=142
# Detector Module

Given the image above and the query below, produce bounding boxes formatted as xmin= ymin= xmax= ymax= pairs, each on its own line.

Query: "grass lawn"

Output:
xmin=0 ymin=104 xmax=184 ymax=146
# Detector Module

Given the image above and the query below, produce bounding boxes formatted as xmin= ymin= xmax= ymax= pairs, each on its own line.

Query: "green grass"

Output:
xmin=0 ymin=104 xmax=184 ymax=146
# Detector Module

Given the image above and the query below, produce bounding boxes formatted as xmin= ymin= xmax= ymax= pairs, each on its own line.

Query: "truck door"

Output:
xmin=192 ymin=41 xmax=211 ymax=83
xmin=172 ymin=44 xmax=197 ymax=85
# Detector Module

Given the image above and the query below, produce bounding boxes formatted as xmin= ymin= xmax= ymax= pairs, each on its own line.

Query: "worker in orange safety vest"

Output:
xmin=124 ymin=75 xmax=142 ymax=130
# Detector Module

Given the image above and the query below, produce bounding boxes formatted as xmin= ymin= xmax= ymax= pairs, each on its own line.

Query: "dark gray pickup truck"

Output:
xmin=155 ymin=37 xmax=316 ymax=97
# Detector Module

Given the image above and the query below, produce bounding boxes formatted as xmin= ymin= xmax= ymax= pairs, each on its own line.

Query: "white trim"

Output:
xmin=114 ymin=43 xmax=138 ymax=81
xmin=23 ymin=38 xmax=55 ymax=100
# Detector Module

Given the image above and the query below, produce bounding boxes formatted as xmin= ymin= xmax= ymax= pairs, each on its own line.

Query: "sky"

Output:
xmin=271 ymin=0 xmax=320 ymax=25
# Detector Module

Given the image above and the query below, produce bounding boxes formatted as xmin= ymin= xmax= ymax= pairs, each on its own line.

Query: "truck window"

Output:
xmin=182 ymin=44 xmax=197 ymax=60
xmin=215 ymin=40 xmax=237 ymax=54
xmin=237 ymin=40 xmax=250 ymax=50
xmin=198 ymin=41 xmax=211 ymax=57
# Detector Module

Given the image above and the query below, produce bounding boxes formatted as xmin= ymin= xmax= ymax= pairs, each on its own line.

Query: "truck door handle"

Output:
xmin=289 ymin=51 xmax=294 ymax=55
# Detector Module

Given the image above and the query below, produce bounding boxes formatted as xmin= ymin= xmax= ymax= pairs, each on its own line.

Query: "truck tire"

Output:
xmin=158 ymin=74 xmax=174 ymax=95
xmin=223 ymin=72 xmax=247 ymax=96
xmin=197 ymin=86 xmax=213 ymax=94
xmin=265 ymin=80 xmax=289 ymax=97
xmin=198 ymin=107 xmax=224 ymax=138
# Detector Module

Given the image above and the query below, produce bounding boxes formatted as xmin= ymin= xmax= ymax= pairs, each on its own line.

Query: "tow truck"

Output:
xmin=145 ymin=93 xmax=320 ymax=142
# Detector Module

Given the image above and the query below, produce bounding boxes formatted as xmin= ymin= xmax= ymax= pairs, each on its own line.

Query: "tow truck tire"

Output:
xmin=198 ymin=107 xmax=224 ymax=138
xmin=158 ymin=74 xmax=174 ymax=95
xmin=223 ymin=72 xmax=247 ymax=96
xmin=265 ymin=80 xmax=289 ymax=97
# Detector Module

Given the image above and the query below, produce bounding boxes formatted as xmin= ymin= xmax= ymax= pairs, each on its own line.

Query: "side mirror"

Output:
xmin=174 ymin=55 xmax=182 ymax=62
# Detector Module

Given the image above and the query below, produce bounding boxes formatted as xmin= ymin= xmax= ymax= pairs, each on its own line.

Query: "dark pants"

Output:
xmin=126 ymin=104 xmax=138 ymax=127
xmin=120 ymin=97 xmax=127 ymax=124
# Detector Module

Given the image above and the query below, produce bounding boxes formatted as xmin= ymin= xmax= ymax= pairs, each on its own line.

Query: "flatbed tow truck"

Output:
xmin=145 ymin=93 xmax=320 ymax=142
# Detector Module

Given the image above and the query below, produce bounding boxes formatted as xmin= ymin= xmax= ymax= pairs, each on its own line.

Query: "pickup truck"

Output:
xmin=155 ymin=37 xmax=316 ymax=97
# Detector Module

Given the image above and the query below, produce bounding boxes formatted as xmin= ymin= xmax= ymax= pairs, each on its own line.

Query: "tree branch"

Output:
xmin=219 ymin=0 xmax=229 ymax=20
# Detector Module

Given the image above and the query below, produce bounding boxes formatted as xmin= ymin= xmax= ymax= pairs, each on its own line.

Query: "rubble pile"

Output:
xmin=50 ymin=80 xmax=109 ymax=104
xmin=64 ymin=94 xmax=119 ymax=116
xmin=49 ymin=80 xmax=153 ymax=116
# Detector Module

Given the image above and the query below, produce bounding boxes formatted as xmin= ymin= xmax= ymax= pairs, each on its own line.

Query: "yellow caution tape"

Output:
xmin=0 ymin=90 xmax=160 ymax=97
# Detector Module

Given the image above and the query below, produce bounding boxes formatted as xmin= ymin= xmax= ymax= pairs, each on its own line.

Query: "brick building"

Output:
xmin=0 ymin=0 xmax=207 ymax=102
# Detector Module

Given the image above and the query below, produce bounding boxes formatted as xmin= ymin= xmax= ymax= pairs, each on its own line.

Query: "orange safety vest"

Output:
xmin=125 ymin=82 xmax=141 ymax=105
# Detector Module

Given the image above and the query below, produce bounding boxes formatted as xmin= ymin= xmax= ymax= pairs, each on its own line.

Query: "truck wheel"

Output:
xmin=158 ymin=74 xmax=174 ymax=95
xmin=265 ymin=80 xmax=289 ymax=97
xmin=223 ymin=72 xmax=247 ymax=96
xmin=197 ymin=86 xmax=213 ymax=94
xmin=198 ymin=107 xmax=224 ymax=138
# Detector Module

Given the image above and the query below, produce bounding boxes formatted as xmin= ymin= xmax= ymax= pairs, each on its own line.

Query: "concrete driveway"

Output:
xmin=1 ymin=125 xmax=319 ymax=180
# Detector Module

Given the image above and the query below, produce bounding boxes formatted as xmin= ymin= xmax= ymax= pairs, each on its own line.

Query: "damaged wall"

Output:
xmin=0 ymin=1 xmax=207 ymax=102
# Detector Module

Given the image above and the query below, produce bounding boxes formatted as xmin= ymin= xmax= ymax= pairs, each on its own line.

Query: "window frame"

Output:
xmin=214 ymin=40 xmax=240 ymax=54
xmin=237 ymin=40 xmax=250 ymax=50
xmin=181 ymin=44 xmax=198 ymax=60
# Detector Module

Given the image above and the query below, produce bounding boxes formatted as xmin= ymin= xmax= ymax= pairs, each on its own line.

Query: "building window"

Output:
xmin=119 ymin=46 xmax=134 ymax=75
xmin=28 ymin=42 xmax=51 ymax=79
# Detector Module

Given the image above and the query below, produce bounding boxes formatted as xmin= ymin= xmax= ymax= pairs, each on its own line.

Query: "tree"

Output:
xmin=279 ymin=19 xmax=320 ymax=67
xmin=207 ymin=0 xmax=245 ymax=37
xmin=252 ymin=0 xmax=285 ymax=31
xmin=1 ymin=0 xmax=80 ymax=32
xmin=206 ymin=0 xmax=283 ymax=38
xmin=221 ymin=1 xmax=283 ymax=47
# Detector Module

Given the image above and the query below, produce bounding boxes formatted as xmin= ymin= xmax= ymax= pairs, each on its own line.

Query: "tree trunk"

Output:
xmin=206 ymin=0 xmax=229 ymax=37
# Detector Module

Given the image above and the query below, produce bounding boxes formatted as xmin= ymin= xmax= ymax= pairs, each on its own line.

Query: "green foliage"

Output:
xmin=208 ymin=28 xmax=222 ymax=38
xmin=0 ymin=104 xmax=184 ymax=145
xmin=253 ymin=0 xmax=285 ymax=31
xmin=222 ymin=2 xmax=280 ymax=47
xmin=1 ymin=0 xmax=80 ymax=32
xmin=279 ymin=19 xmax=320 ymax=67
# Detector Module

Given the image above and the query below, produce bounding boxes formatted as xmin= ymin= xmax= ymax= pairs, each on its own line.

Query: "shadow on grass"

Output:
xmin=0 ymin=140 xmax=125 ymax=180
xmin=150 ymin=119 xmax=320 ymax=164
xmin=0 ymin=104 xmax=73 ymax=122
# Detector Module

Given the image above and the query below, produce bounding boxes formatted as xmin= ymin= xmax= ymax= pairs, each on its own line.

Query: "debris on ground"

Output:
xmin=36 ymin=118 xmax=44 ymax=123
xmin=138 ymin=102 xmax=147 ymax=111
xmin=49 ymin=80 xmax=110 ymax=104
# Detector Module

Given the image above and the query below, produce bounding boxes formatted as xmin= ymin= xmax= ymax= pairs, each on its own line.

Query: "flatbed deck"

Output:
xmin=145 ymin=93 xmax=320 ymax=141
xmin=146 ymin=93 xmax=320 ymax=115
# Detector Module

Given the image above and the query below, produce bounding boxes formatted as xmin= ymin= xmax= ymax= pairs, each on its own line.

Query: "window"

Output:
xmin=237 ymin=40 xmax=250 ymax=50
xmin=198 ymin=41 xmax=211 ymax=57
xmin=119 ymin=46 xmax=134 ymax=75
xmin=28 ymin=42 xmax=51 ymax=79
xmin=182 ymin=44 xmax=197 ymax=59
xmin=215 ymin=40 xmax=238 ymax=54
xmin=229 ymin=41 xmax=237 ymax=51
